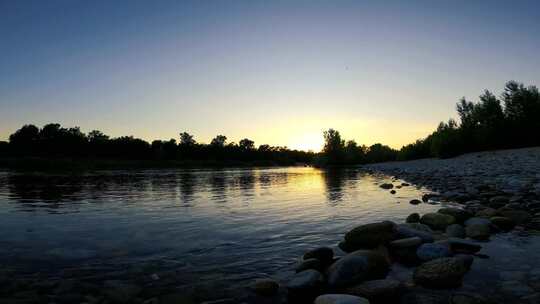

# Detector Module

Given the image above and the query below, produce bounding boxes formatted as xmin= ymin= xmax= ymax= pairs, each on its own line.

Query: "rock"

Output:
xmin=420 ymin=213 xmax=456 ymax=230
xmin=296 ymin=258 xmax=322 ymax=273
xmin=410 ymin=199 xmax=422 ymax=205
xmin=345 ymin=279 xmax=401 ymax=302
xmin=450 ymin=292 xmax=488 ymax=304
xmin=497 ymin=210 xmax=531 ymax=225
xmin=445 ymin=224 xmax=465 ymax=238
xmin=499 ymin=271 xmax=527 ymax=281
xmin=252 ymin=279 xmax=279 ymax=296
xmin=287 ymin=269 xmax=324 ymax=291
xmin=143 ymin=298 xmax=159 ymax=304
xmin=490 ymin=216 xmax=516 ymax=231
xmin=401 ymin=291 xmax=450 ymax=304
xmin=200 ymin=299 xmax=235 ymax=304
xmin=422 ymin=193 xmax=438 ymax=202
xmin=389 ymin=237 xmax=422 ymax=249
xmin=159 ymin=293 xmax=195 ymax=304
xmin=339 ymin=240 xmax=356 ymax=253
xmin=395 ymin=224 xmax=434 ymax=243
xmin=327 ymin=250 xmax=390 ymax=288
xmin=389 ymin=237 xmax=422 ymax=264
xmin=465 ymin=224 xmax=490 ymax=240
xmin=447 ymin=238 xmax=482 ymax=254
xmin=413 ymin=257 xmax=469 ymax=288
xmin=342 ymin=221 xmax=396 ymax=250
xmin=406 ymin=213 xmax=420 ymax=223
xmin=475 ymin=208 xmax=497 ymax=218
xmin=304 ymin=247 xmax=334 ymax=266
xmin=416 ymin=243 xmax=451 ymax=261
xmin=454 ymin=254 xmax=474 ymax=269
xmin=521 ymin=293 xmax=540 ymax=304
xmin=464 ymin=217 xmax=491 ymax=227
xmin=103 ymin=280 xmax=141 ymax=304
xmin=438 ymin=208 xmax=472 ymax=224
xmin=314 ymin=294 xmax=369 ymax=304
xmin=489 ymin=196 xmax=509 ymax=208
xmin=380 ymin=183 xmax=394 ymax=189
xmin=406 ymin=223 xmax=434 ymax=232
xmin=500 ymin=280 xmax=534 ymax=297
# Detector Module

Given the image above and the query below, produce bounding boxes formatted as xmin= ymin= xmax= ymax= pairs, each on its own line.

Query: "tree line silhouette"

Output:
xmin=319 ymin=80 xmax=540 ymax=165
xmin=1 ymin=81 xmax=538 ymax=168
xmin=0 ymin=124 xmax=314 ymax=166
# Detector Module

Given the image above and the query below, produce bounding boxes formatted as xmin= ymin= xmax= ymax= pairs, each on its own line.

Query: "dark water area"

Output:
xmin=0 ymin=169 xmax=439 ymax=285
xmin=0 ymin=167 xmax=539 ymax=302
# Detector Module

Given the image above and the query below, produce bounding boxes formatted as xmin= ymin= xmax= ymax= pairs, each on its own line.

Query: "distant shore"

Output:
xmin=0 ymin=157 xmax=308 ymax=171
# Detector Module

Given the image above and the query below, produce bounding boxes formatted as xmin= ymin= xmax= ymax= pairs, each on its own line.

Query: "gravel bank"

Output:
xmin=366 ymin=147 xmax=540 ymax=217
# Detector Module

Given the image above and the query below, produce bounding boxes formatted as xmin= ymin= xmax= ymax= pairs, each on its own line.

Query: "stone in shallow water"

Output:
xmin=454 ymin=254 xmax=474 ymax=270
xmin=500 ymin=280 xmax=534 ymax=297
xmin=395 ymin=224 xmax=434 ymax=243
xmin=410 ymin=199 xmax=422 ymax=205
xmin=103 ymin=280 xmax=141 ymax=304
xmin=438 ymin=208 xmax=473 ymax=224
xmin=287 ymin=269 xmax=324 ymax=291
xmin=252 ymin=278 xmax=279 ymax=296
xmin=475 ymin=208 xmax=498 ymax=218
xmin=450 ymin=292 xmax=489 ymax=304
xmin=327 ymin=250 xmax=389 ymax=288
xmin=296 ymin=258 xmax=322 ymax=273
xmin=489 ymin=196 xmax=509 ymax=207
xmin=498 ymin=210 xmax=531 ymax=225
xmin=401 ymin=291 xmax=449 ymax=304
xmin=406 ymin=213 xmax=421 ymax=223
xmin=416 ymin=243 xmax=451 ymax=261
xmin=499 ymin=271 xmax=527 ymax=281
xmin=420 ymin=213 xmax=456 ymax=231
xmin=446 ymin=224 xmax=466 ymax=238
xmin=490 ymin=216 xmax=515 ymax=231
xmin=465 ymin=224 xmax=490 ymax=240
xmin=413 ymin=257 xmax=468 ymax=288
xmin=345 ymin=279 xmax=401 ymax=301
xmin=380 ymin=183 xmax=394 ymax=189
xmin=304 ymin=247 xmax=334 ymax=266
xmin=314 ymin=294 xmax=369 ymax=304
xmin=447 ymin=238 xmax=482 ymax=254
xmin=342 ymin=221 xmax=396 ymax=250
xmin=464 ymin=217 xmax=491 ymax=227
xmin=389 ymin=237 xmax=422 ymax=249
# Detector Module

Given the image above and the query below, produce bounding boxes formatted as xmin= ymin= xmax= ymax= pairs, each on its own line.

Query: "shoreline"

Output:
xmin=0 ymin=157 xmax=310 ymax=172
xmin=242 ymin=147 xmax=540 ymax=304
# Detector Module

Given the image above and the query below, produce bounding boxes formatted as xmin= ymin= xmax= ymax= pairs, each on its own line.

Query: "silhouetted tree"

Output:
xmin=239 ymin=138 xmax=255 ymax=150
xmin=210 ymin=135 xmax=227 ymax=147
xmin=321 ymin=129 xmax=346 ymax=165
xmin=179 ymin=132 xmax=196 ymax=146
xmin=9 ymin=124 xmax=39 ymax=155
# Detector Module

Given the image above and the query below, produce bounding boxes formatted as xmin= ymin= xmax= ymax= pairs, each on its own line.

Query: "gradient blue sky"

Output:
xmin=1 ymin=0 xmax=539 ymax=151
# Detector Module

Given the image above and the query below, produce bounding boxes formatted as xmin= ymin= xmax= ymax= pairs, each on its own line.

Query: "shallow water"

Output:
xmin=0 ymin=167 xmax=538 ymax=301
xmin=0 ymin=168 xmax=440 ymax=286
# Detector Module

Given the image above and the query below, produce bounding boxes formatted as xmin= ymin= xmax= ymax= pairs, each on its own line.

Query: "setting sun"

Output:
xmin=288 ymin=132 xmax=325 ymax=152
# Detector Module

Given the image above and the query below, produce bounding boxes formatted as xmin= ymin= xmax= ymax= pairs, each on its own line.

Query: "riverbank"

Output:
xmin=366 ymin=146 xmax=540 ymax=199
xmin=238 ymin=147 xmax=540 ymax=304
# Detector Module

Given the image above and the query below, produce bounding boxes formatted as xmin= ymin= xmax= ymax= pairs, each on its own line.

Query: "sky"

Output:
xmin=1 ymin=0 xmax=539 ymax=151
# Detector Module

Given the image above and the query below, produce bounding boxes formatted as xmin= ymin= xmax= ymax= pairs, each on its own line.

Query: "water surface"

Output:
xmin=0 ymin=167 xmax=443 ymax=289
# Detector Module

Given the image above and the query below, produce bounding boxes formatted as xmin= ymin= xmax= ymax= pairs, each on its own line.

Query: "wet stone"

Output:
xmin=296 ymin=258 xmax=322 ymax=273
xmin=314 ymin=294 xmax=369 ymax=304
